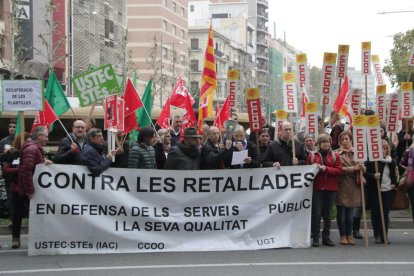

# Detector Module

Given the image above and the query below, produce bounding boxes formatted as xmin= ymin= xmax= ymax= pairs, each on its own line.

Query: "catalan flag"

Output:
xmin=198 ymin=24 xmax=217 ymax=132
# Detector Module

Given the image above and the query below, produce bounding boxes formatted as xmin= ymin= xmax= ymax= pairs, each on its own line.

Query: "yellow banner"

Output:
xmin=323 ymin=52 xmax=337 ymax=64
xmin=376 ymin=85 xmax=386 ymax=94
xmin=227 ymin=69 xmax=239 ymax=80
xmin=366 ymin=115 xmax=380 ymax=127
xmin=362 ymin=42 xmax=371 ymax=50
xmin=305 ymin=102 xmax=318 ymax=113
xmin=245 ymin=88 xmax=260 ymax=100
xmin=353 ymin=115 xmax=366 ymax=127
xmin=296 ymin=54 xmax=307 ymax=63
xmin=372 ymin=55 xmax=380 ymax=62
xmin=275 ymin=110 xmax=288 ymax=120
xmin=401 ymin=82 xmax=413 ymax=92
xmin=338 ymin=45 xmax=349 ymax=54
xmin=283 ymin=72 xmax=296 ymax=82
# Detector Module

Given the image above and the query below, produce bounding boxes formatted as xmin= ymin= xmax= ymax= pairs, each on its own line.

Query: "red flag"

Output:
xmin=333 ymin=76 xmax=349 ymax=116
xmin=156 ymin=98 xmax=171 ymax=129
xmin=123 ymin=113 xmax=138 ymax=134
xmin=182 ymin=94 xmax=197 ymax=128
xmin=122 ymin=78 xmax=143 ymax=116
xmin=170 ymin=77 xmax=195 ymax=108
xmin=214 ymin=96 xmax=230 ymax=128
xmin=30 ymin=98 xmax=58 ymax=134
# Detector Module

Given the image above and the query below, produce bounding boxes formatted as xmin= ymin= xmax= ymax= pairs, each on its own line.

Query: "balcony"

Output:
xmin=256 ymin=40 xmax=268 ymax=47
xmin=214 ymin=48 xmax=225 ymax=58
xmin=256 ymin=52 xmax=269 ymax=61
xmin=257 ymin=24 xmax=268 ymax=33
xmin=257 ymin=11 xmax=268 ymax=20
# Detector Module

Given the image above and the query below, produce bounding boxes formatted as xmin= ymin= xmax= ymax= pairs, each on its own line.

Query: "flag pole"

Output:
xmin=20 ymin=111 xmax=25 ymax=146
xmin=56 ymin=118 xmax=75 ymax=144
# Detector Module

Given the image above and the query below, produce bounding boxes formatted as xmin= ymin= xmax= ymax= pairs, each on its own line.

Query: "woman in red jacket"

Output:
xmin=307 ymin=133 xmax=342 ymax=247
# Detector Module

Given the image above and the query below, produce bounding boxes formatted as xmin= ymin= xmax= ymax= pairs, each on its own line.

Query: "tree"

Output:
xmin=383 ymin=29 xmax=414 ymax=87
xmin=309 ymin=66 xmax=322 ymax=104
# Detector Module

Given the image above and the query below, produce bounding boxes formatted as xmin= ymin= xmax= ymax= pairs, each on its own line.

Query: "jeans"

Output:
xmin=311 ymin=190 xmax=337 ymax=239
xmin=336 ymin=205 xmax=354 ymax=236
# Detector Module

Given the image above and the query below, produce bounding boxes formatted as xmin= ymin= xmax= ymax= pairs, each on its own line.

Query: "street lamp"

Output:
xmin=159 ymin=36 xmax=183 ymax=107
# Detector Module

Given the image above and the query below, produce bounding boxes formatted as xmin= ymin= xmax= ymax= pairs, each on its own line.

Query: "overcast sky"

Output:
xmin=268 ymin=0 xmax=414 ymax=76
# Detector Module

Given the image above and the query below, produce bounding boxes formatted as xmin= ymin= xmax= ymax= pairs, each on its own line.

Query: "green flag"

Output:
xmin=137 ymin=80 xmax=153 ymax=128
xmin=15 ymin=112 xmax=23 ymax=136
xmin=45 ymin=69 xmax=71 ymax=116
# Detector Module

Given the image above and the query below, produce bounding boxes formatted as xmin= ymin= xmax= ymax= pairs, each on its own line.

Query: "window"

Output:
xmin=104 ymin=19 xmax=114 ymax=47
xmin=190 ymin=60 xmax=199 ymax=71
xmin=163 ymin=20 xmax=167 ymax=31
xmin=180 ymin=7 xmax=185 ymax=16
xmin=190 ymin=5 xmax=194 ymax=12
xmin=172 ymin=25 xmax=176 ymax=35
xmin=180 ymin=30 xmax=185 ymax=39
xmin=191 ymin=81 xmax=199 ymax=92
xmin=180 ymin=54 xmax=185 ymax=65
xmin=190 ymin=38 xmax=199 ymax=50
xmin=162 ymin=47 xmax=168 ymax=59
xmin=172 ymin=2 xmax=176 ymax=12
xmin=212 ymin=13 xmax=229 ymax=19
xmin=163 ymin=0 xmax=167 ymax=6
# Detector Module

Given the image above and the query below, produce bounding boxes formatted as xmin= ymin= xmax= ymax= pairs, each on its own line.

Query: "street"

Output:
xmin=1 ymin=229 xmax=414 ymax=276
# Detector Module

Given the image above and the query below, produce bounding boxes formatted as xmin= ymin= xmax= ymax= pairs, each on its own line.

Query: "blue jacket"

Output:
xmin=81 ymin=142 xmax=112 ymax=176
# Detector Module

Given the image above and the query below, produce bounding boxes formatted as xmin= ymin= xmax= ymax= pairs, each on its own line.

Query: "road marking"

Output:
xmin=2 ymin=262 xmax=414 ymax=274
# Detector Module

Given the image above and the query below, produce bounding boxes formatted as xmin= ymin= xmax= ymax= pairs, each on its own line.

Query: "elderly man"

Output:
xmin=81 ymin=128 xmax=112 ymax=176
xmin=164 ymin=127 xmax=201 ymax=170
xmin=201 ymin=126 xmax=232 ymax=169
xmin=263 ymin=121 xmax=306 ymax=168
xmin=170 ymin=116 xmax=183 ymax=147
xmin=54 ymin=120 xmax=87 ymax=164
xmin=231 ymin=125 xmax=260 ymax=169
xmin=15 ymin=126 xmax=52 ymax=249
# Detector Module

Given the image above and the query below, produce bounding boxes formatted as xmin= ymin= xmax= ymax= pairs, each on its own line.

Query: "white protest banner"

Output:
xmin=401 ymin=82 xmax=413 ymax=118
xmin=1 ymin=80 xmax=43 ymax=111
xmin=408 ymin=44 xmax=414 ymax=66
xmin=296 ymin=54 xmax=308 ymax=89
xmin=321 ymin=52 xmax=337 ymax=105
xmin=366 ymin=115 xmax=383 ymax=161
xmin=361 ymin=42 xmax=371 ymax=75
xmin=376 ymin=85 xmax=386 ymax=121
xmin=283 ymin=72 xmax=298 ymax=112
xmin=72 ymin=64 xmax=120 ymax=107
xmin=336 ymin=45 xmax=349 ymax=80
xmin=349 ymin=88 xmax=362 ymax=116
xmin=353 ymin=115 xmax=367 ymax=162
xmin=386 ymin=93 xmax=399 ymax=133
xmin=275 ymin=110 xmax=288 ymax=140
xmin=227 ymin=69 xmax=239 ymax=109
xmin=305 ymin=102 xmax=318 ymax=138
xmin=371 ymin=55 xmax=384 ymax=85
xmin=28 ymin=165 xmax=318 ymax=255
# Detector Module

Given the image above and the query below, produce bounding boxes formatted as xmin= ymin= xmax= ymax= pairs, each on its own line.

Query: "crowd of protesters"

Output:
xmin=1 ymin=109 xmax=413 ymax=250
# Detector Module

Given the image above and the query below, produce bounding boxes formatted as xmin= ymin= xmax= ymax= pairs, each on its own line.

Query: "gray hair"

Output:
xmin=31 ymin=126 xmax=47 ymax=140
xmin=87 ymin=128 xmax=102 ymax=140
xmin=157 ymin=128 xmax=169 ymax=141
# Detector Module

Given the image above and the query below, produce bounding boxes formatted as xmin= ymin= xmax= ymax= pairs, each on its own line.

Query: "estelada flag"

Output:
xmin=214 ymin=95 xmax=230 ymax=128
xmin=30 ymin=98 xmax=58 ymax=134
xmin=170 ymin=77 xmax=195 ymax=108
xmin=156 ymin=98 xmax=171 ymax=129
xmin=122 ymin=78 xmax=143 ymax=116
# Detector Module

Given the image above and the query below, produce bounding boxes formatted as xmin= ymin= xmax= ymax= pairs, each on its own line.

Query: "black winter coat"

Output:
xmin=164 ymin=142 xmax=200 ymax=170
xmin=262 ymin=139 xmax=306 ymax=167
xmin=80 ymin=142 xmax=112 ymax=176
xmin=54 ymin=133 xmax=86 ymax=165
xmin=200 ymin=139 xmax=232 ymax=169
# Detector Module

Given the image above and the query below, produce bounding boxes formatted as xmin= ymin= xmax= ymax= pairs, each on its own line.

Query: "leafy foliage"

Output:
xmin=383 ymin=29 xmax=414 ymax=87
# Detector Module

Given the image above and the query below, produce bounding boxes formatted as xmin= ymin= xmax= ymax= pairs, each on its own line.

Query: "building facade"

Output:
xmin=127 ymin=0 xmax=189 ymax=108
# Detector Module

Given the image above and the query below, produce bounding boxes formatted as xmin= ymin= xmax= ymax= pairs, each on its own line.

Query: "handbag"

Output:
xmin=400 ymin=149 xmax=414 ymax=192
xmin=390 ymin=188 xmax=409 ymax=210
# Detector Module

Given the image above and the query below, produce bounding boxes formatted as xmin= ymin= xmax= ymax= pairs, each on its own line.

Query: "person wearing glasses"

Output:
xmin=54 ymin=120 xmax=87 ymax=165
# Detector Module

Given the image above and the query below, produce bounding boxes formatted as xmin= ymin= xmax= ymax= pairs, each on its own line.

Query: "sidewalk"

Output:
xmin=0 ymin=211 xmax=412 ymax=236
